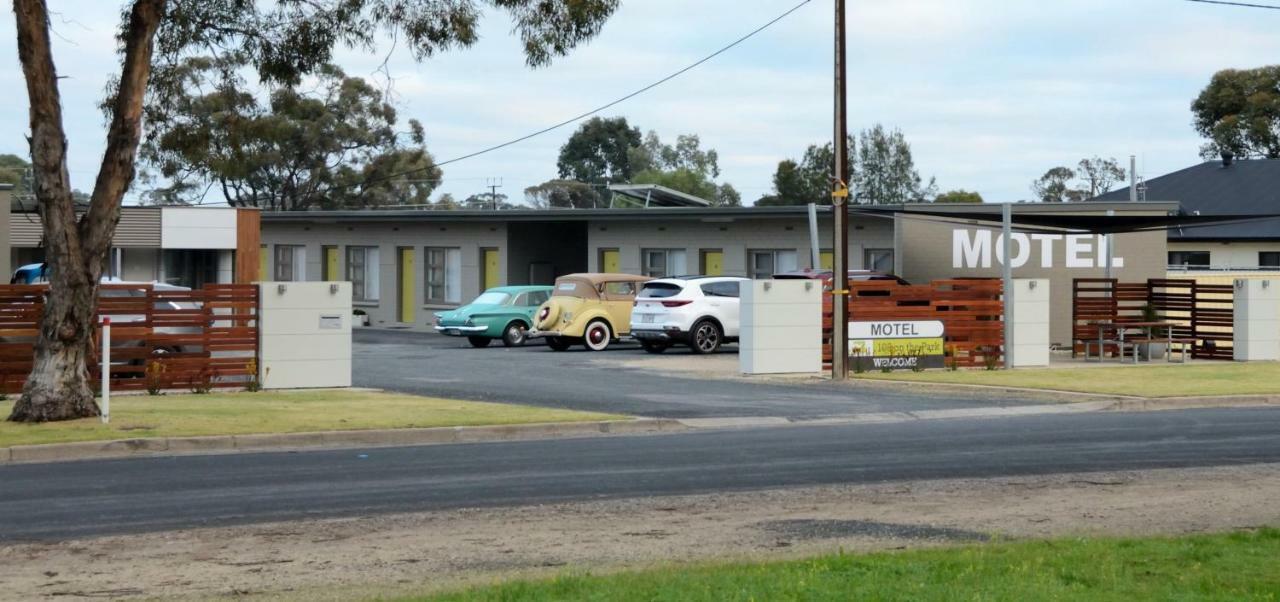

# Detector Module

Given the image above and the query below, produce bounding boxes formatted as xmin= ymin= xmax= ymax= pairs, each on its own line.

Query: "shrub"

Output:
xmin=244 ymin=359 xmax=264 ymax=393
xmin=144 ymin=360 xmax=167 ymax=396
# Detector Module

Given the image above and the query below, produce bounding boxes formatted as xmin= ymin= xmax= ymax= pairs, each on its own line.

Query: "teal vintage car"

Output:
xmin=433 ymin=286 xmax=554 ymax=348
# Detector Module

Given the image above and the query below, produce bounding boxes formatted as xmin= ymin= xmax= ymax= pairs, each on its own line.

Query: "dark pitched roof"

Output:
xmin=1093 ymin=159 xmax=1280 ymax=241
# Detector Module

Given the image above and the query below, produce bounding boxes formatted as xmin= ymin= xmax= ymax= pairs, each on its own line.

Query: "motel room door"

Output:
xmin=482 ymin=248 xmax=500 ymax=290
xmin=701 ymin=249 xmax=724 ymax=276
xmin=397 ymin=247 xmax=415 ymax=324
xmin=323 ymin=246 xmax=339 ymax=281
xmin=600 ymin=249 xmax=620 ymax=273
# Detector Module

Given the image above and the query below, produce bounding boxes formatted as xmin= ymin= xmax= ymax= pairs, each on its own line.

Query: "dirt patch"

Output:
xmin=2 ymin=463 xmax=1279 ymax=601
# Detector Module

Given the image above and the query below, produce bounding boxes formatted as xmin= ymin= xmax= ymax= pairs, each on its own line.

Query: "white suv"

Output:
xmin=630 ymin=276 xmax=748 ymax=354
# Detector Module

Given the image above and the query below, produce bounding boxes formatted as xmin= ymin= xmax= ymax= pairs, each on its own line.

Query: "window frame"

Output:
xmin=1259 ymin=252 xmax=1280 ymax=268
xmin=425 ymin=247 xmax=462 ymax=305
xmin=1168 ymin=250 xmax=1210 ymax=269
xmin=346 ymin=246 xmax=380 ymax=303
xmin=273 ymin=245 xmax=305 ymax=282
xmin=864 ymin=248 xmax=894 ymax=273
xmin=747 ymin=249 xmax=798 ymax=279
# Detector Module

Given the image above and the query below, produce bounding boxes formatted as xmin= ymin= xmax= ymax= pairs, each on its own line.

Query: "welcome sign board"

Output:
xmin=848 ymin=320 xmax=945 ymax=371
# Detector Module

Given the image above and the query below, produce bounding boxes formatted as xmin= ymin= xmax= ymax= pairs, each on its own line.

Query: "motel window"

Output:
xmin=426 ymin=247 xmax=462 ymax=304
xmin=1168 ymin=251 xmax=1210 ymax=269
xmin=1260 ymin=252 xmax=1280 ymax=268
xmin=642 ymin=249 xmax=687 ymax=278
xmin=274 ymin=245 xmax=306 ymax=282
xmin=748 ymin=249 xmax=798 ymax=279
xmin=346 ymin=246 xmax=380 ymax=302
xmin=865 ymin=248 xmax=894 ymax=273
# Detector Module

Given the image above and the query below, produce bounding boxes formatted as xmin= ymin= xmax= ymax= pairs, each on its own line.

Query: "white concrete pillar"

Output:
xmin=259 ymin=281 xmax=353 ymax=388
xmin=1010 ymin=278 xmax=1050 ymax=367
xmin=1234 ymin=278 xmax=1280 ymax=361
xmin=740 ymin=280 xmax=822 ymax=375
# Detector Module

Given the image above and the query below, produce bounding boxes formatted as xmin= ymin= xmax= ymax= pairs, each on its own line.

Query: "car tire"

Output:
xmin=582 ymin=320 xmax=612 ymax=352
xmin=689 ymin=319 xmax=723 ymax=355
xmin=546 ymin=336 xmax=574 ymax=351
xmin=502 ymin=322 xmax=528 ymax=347
xmin=468 ymin=336 xmax=492 ymax=348
xmin=640 ymin=340 xmax=669 ymax=354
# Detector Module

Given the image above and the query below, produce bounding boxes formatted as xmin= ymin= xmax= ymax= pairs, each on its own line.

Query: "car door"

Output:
xmin=600 ymin=281 xmax=638 ymax=334
xmin=703 ymin=281 xmax=741 ymax=337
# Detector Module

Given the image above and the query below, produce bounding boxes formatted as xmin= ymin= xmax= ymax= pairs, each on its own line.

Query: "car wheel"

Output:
xmin=690 ymin=319 xmax=723 ymax=355
xmin=467 ymin=336 xmax=492 ymax=348
xmin=502 ymin=322 xmax=528 ymax=347
xmin=640 ymin=340 xmax=669 ymax=354
xmin=582 ymin=320 xmax=612 ymax=352
xmin=546 ymin=336 xmax=573 ymax=351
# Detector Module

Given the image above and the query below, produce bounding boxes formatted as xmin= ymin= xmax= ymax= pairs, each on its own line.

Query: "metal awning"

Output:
xmin=607 ymin=184 xmax=712 ymax=208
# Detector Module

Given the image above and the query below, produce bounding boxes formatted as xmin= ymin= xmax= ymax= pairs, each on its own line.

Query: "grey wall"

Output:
xmin=587 ymin=216 xmax=894 ymax=275
xmin=263 ymin=221 xmax=507 ymax=329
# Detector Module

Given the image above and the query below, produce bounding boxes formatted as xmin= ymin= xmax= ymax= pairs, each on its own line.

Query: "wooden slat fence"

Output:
xmin=0 ymin=283 xmax=259 ymax=393
xmin=823 ymin=278 xmax=1003 ymax=369
xmin=1071 ymin=278 xmax=1233 ymax=360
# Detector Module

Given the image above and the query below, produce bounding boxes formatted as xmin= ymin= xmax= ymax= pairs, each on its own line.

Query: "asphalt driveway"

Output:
xmin=354 ymin=329 xmax=1050 ymax=419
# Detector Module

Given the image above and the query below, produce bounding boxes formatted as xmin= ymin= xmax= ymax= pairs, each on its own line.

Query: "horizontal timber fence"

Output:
xmin=1071 ymin=278 xmax=1233 ymax=360
xmin=822 ymin=278 xmax=1003 ymax=369
xmin=0 ymin=283 xmax=259 ymax=393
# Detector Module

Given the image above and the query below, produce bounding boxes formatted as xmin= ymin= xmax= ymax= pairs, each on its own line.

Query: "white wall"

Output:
xmin=161 ymin=207 xmax=238 ymax=249
xmin=1010 ymin=278 xmax=1050 ymax=367
xmin=1169 ymin=241 xmax=1280 ymax=270
xmin=1234 ymin=278 xmax=1280 ymax=361
xmin=740 ymin=280 xmax=822 ymax=374
xmin=259 ymin=281 xmax=352 ymax=389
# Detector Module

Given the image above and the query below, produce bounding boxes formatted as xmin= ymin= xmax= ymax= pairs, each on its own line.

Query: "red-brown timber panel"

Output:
xmin=0 ymin=283 xmax=259 ymax=394
xmin=822 ymin=278 xmax=1003 ymax=369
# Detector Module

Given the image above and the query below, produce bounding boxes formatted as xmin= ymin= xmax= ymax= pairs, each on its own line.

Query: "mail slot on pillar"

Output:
xmin=848 ymin=320 xmax=945 ymax=371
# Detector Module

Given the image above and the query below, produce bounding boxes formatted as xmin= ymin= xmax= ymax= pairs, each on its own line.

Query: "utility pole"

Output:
xmin=486 ymin=177 xmax=503 ymax=210
xmin=831 ymin=0 xmax=851 ymax=380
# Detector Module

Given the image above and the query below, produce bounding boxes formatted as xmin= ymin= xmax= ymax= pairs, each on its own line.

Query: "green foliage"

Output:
xmin=556 ymin=117 xmax=643 ymax=183
xmin=417 ymin=529 xmax=1280 ymax=602
xmin=626 ymin=131 xmax=740 ymax=206
xmin=1030 ymin=157 xmax=1126 ymax=203
xmin=524 ymin=179 xmax=603 ymax=209
xmin=1192 ymin=66 xmax=1280 ymax=160
xmin=856 ymin=124 xmax=936 ymax=204
xmin=141 ymin=58 xmax=441 ymax=210
xmin=757 ymin=126 xmax=935 ymax=206
xmin=0 ymin=154 xmax=29 ymax=196
xmin=935 ymin=189 xmax=984 ymax=203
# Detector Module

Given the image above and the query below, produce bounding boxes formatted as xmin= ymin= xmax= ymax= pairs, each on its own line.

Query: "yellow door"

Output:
xmin=259 ymin=245 xmax=269 ymax=281
xmin=702 ymin=250 xmax=723 ymax=276
xmin=398 ymin=248 xmax=415 ymax=323
xmin=324 ymin=247 xmax=339 ymax=281
xmin=820 ymin=251 xmax=834 ymax=270
xmin=601 ymin=249 xmax=620 ymax=273
xmin=483 ymin=249 xmax=500 ymax=290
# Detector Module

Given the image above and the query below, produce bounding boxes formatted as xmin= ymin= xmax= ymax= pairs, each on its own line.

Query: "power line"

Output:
xmin=239 ymin=0 xmax=815 ymax=204
xmin=1184 ymin=0 xmax=1280 ymax=9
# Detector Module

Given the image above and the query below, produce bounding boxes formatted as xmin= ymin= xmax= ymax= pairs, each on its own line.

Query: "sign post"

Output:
xmin=101 ymin=317 xmax=110 ymax=424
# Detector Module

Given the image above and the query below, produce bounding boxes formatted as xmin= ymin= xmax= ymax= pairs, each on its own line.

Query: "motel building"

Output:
xmin=258 ymin=186 xmax=1181 ymax=346
xmin=1 ymin=184 xmax=262 ymax=287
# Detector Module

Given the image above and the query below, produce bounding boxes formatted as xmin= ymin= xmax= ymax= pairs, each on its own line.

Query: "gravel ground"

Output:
xmin=3 ymin=463 xmax=1278 ymax=601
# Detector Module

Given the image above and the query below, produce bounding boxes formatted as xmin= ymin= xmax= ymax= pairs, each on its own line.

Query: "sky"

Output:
xmin=3 ymin=0 xmax=1280 ymax=206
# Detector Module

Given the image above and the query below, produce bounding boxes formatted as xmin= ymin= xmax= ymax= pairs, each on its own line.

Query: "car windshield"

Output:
xmin=639 ymin=283 xmax=683 ymax=299
xmin=472 ymin=292 xmax=512 ymax=305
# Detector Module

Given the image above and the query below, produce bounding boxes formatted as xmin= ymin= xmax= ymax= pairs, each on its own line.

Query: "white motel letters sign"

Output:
xmin=849 ymin=320 xmax=945 ymax=339
xmin=952 ymin=230 xmax=1124 ymax=270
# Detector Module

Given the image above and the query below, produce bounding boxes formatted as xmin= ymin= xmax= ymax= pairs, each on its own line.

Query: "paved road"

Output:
xmin=4 ymin=407 xmax=1280 ymax=541
xmin=354 ymin=329 xmax=1046 ymax=419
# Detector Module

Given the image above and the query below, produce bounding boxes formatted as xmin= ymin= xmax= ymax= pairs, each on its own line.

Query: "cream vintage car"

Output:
xmin=529 ymin=273 xmax=651 ymax=352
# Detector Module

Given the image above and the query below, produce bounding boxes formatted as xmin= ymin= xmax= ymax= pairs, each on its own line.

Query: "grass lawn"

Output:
xmin=857 ymin=362 xmax=1280 ymax=397
xmin=0 ymin=390 xmax=625 ymax=447
xmin=413 ymin=529 xmax=1280 ymax=601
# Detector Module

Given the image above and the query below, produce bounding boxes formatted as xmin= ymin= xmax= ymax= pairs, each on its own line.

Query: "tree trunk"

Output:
xmin=8 ymin=0 xmax=165 ymax=423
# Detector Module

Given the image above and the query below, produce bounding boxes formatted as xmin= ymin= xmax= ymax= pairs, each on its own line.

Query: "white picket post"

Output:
xmin=101 ymin=317 xmax=110 ymax=424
